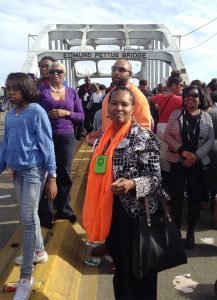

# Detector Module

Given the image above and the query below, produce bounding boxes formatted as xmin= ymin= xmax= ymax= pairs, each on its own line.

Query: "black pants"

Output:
xmin=201 ymin=165 xmax=210 ymax=203
xmin=74 ymin=121 xmax=84 ymax=140
xmin=39 ymin=133 xmax=75 ymax=224
xmin=106 ymin=198 xmax=157 ymax=300
xmin=83 ymin=104 xmax=93 ymax=133
xmin=169 ymin=162 xmax=203 ymax=232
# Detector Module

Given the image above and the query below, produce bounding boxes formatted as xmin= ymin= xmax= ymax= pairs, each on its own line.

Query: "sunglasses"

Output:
xmin=111 ymin=66 xmax=132 ymax=74
xmin=177 ymin=83 xmax=184 ymax=88
xmin=185 ymin=93 xmax=199 ymax=99
xmin=49 ymin=69 xmax=64 ymax=75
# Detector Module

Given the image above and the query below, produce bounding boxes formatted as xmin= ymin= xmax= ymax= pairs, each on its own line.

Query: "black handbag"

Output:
xmin=132 ymin=196 xmax=187 ymax=279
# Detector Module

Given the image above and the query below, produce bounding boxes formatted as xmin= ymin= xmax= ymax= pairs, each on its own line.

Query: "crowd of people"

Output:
xmin=0 ymin=57 xmax=216 ymax=300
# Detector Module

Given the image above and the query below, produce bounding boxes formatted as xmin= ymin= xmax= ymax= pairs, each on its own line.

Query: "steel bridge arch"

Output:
xmin=22 ymin=24 xmax=189 ymax=88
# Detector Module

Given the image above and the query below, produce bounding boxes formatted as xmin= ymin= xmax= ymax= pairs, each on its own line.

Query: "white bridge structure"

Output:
xmin=22 ymin=24 xmax=189 ymax=88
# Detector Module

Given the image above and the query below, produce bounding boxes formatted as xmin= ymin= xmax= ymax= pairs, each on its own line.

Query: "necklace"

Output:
xmin=183 ymin=109 xmax=201 ymax=141
xmin=50 ymin=85 xmax=65 ymax=93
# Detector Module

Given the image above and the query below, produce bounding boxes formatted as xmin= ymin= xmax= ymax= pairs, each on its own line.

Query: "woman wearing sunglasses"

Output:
xmin=38 ymin=62 xmax=84 ymax=228
xmin=164 ymin=85 xmax=214 ymax=249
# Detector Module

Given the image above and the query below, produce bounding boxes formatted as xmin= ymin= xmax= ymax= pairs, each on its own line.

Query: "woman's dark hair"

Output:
xmin=6 ymin=72 xmax=39 ymax=103
xmin=199 ymin=89 xmax=213 ymax=109
xmin=99 ymin=84 xmax=106 ymax=90
xmin=182 ymin=85 xmax=212 ymax=109
xmin=166 ymin=70 xmax=183 ymax=87
xmin=207 ymin=78 xmax=217 ymax=92
xmin=190 ymin=79 xmax=207 ymax=90
xmin=108 ymin=86 xmax=135 ymax=105
xmin=139 ymin=79 xmax=148 ymax=86
xmin=210 ymin=91 xmax=217 ymax=103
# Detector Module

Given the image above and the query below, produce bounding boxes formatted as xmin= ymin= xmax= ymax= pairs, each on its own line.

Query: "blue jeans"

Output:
xmin=13 ymin=164 xmax=46 ymax=277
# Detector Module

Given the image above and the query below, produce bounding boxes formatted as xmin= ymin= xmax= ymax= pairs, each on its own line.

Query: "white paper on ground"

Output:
xmin=175 ymin=273 xmax=191 ymax=279
xmin=174 ymin=285 xmax=194 ymax=293
xmin=172 ymin=274 xmax=198 ymax=293
xmin=200 ymin=237 xmax=214 ymax=244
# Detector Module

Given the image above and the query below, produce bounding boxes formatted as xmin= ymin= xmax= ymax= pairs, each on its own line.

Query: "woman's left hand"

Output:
xmin=45 ymin=178 xmax=58 ymax=201
xmin=110 ymin=178 xmax=135 ymax=195
xmin=48 ymin=109 xmax=70 ymax=119
xmin=8 ymin=169 xmax=14 ymax=179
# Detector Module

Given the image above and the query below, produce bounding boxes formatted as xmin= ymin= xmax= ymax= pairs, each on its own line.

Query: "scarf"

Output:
xmin=82 ymin=119 xmax=132 ymax=242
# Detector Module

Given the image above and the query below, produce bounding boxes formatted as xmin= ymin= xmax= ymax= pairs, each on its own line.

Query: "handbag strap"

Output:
xmin=143 ymin=193 xmax=172 ymax=228
xmin=144 ymin=197 xmax=151 ymax=227
xmin=159 ymin=95 xmax=173 ymax=117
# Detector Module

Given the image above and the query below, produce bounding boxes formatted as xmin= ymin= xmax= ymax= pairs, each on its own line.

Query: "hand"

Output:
xmin=45 ymin=178 xmax=58 ymax=201
xmin=182 ymin=151 xmax=198 ymax=164
xmin=48 ymin=109 xmax=70 ymax=119
xmin=183 ymin=158 xmax=192 ymax=168
xmin=8 ymin=169 xmax=14 ymax=179
xmin=110 ymin=178 xmax=135 ymax=195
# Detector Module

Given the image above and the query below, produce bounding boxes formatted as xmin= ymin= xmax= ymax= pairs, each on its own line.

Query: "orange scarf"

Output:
xmin=82 ymin=120 xmax=132 ymax=242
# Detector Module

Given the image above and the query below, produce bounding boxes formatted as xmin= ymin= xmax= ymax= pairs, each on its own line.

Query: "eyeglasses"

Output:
xmin=185 ymin=93 xmax=199 ymax=99
xmin=111 ymin=66 xmax=132 ymax=74
xmin=49 ymin=69 xmax=64 ymax=75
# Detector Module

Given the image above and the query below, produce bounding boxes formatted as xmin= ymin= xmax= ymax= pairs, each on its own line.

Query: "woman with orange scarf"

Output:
xmin=83 ymin=86 xmax=166 ymax=300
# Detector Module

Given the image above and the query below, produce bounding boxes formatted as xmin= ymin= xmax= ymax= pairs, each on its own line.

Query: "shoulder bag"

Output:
xmin=132 ymin=195 xmax=187 ymax=279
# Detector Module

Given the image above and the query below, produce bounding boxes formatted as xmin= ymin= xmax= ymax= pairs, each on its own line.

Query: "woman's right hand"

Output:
xmin=48 ymin=109 xmax=70 ymax=119
xmin=110 ymin=178 xmax=135 ymax=195
xmin=182 ymin=151 xmax=198 ymax=164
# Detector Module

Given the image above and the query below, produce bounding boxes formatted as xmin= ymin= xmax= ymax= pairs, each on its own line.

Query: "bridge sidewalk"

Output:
xmin=0 ymin=113 xmax=217 ymax=299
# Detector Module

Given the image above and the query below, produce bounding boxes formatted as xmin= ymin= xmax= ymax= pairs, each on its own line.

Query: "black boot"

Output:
xmin=185 ymin=230 xmax=195 ymax=249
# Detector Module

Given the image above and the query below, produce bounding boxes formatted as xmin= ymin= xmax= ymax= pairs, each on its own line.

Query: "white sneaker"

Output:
xmin=13 ymin=277 xmax=33 ymax=300
xmin=15 ymin=251 xmax=48 ymax=265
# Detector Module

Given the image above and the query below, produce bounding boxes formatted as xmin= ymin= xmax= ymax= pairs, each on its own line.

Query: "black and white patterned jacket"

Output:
xmin=112 ymin=121 xmax=168 ymax=218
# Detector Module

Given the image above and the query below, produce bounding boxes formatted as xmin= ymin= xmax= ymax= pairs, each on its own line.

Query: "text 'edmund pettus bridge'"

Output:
xmin=63 ymin=51 xmax=147 ymax=60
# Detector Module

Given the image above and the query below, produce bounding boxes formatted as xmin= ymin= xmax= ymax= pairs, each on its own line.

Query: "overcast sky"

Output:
xmin=0 ymin=0 xmax=216 ymax=87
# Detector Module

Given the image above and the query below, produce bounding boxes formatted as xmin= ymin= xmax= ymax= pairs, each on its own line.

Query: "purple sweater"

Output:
xmin=39 ymin=86 xmax=84 ymax=135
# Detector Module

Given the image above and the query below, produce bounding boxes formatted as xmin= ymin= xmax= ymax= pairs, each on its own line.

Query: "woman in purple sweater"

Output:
xmin=38 ymin=62 xmax=84 ymax=228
